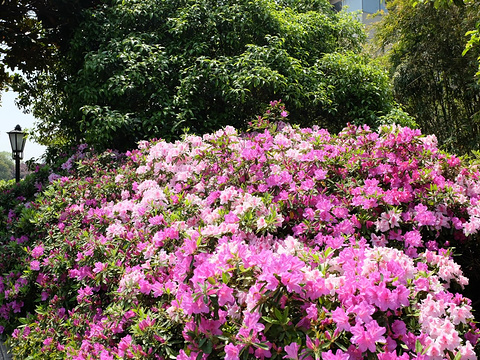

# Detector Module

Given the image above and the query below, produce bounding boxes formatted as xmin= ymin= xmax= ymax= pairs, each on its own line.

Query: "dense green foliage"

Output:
xmin=12 ymin=0 xmax=399 ymax=151
xmin=373 ymin=0 xmax=480 ymax=154
xmin=0 ymin=0 xmax=102 ymax=95
xmin=422 ymin=0 xmax=480 ymax=78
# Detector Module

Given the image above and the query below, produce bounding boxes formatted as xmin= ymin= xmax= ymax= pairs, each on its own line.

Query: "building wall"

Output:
xmin=333 ymin=0 xmax=386 ymax=23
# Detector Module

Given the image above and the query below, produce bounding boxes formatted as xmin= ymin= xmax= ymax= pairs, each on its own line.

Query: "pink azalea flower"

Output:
xmin=225 ymin=212 xmax=240 ymax=224
xmin=198 ymin=317 xmax=223 ymax=336
xmin=93 ymin=262 xmax=107 ymax=274
xmin=414 ymin=204 xmax=437 ymax=226
xmin=283 ymin=342 xmax=300 ymax=359
xmin=217 ymin=284 xmax=235 ymax=306
xmin=99 ymin=351 xmax=114 ymax=360
xmin=238 ymin=311 xmax=264 ymax=341
xmin=391 ymin=320 xmax=407 ymax=338
xmin=281 ymin=271 xmax=303 ymax=294
xmin=348 ymin=301 xmax=375 ymax=324
xmin=138 ymin=279 xmax=152 ymax=294
xmin=377 ymin=352 xmax=410 ymax=360
xmin=117 ymin=335 xmax=132 ymax=358
xmin=322 ymin=349 xmax=350 ymax=360
xmin=31 ymin=245 xmax=44 ymax=258
xmin=331 ymin=307 xmax=351 ymax=331
xmin=350 ymin=320 xmax=386 ymax=353
xmin=225 ymin=343 xmax=241 ymax=360
xmin=30 ymin=260 xmax=41 ymax=271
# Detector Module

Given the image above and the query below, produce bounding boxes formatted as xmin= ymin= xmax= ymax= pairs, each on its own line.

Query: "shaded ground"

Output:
xmin=0 ymin=342 xmax=12 ymax=360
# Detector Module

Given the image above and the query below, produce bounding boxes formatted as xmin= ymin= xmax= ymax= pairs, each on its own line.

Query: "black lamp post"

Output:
xmin=7 ymin=125 xmax=26 ymax=183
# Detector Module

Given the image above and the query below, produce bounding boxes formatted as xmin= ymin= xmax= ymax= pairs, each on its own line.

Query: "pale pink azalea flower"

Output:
xmin=274 ymin=133 xmax=292 ymax=148
xmin=219 ymin=187 xmax=238 ymax=204
xmin=118 ymin=267 xmax=144 ymax=294
xmin=135 ymin=165 xmax=150 ymax=174
xmin=448 ymin=303 xmax=473 ymax=325
xmin=459 ymin=341 xmax=477 ymax=360
xmin=423 ymin=337 xmax=444 ymax=360
xmin=324 ymin=275 xmax=346 ymax=295
xmin=114 ymin=174 xmax=124 ymax=183
xmin=278 ymin=236 xmax=302 ymax=255
xmin=227 ymin=303 xmax=241 ymax=320
xmin=257 ymin=216 xmax=267 ymax=230
xmin=244 ymin=283 xmax=265 ymax=312
xmin=120 ymin=189 xmax=130 ymax=200
xmin=106 ymin=222 xmax=126 ymax=238
xmin=370 ymin=233 xmax=387 ymax=247
xmin=436 ymin=329 xmax=462 ymax=352
xmin=419 ymin=294 xmax=446 ymax=324
xmin=463 ymin=216 xmax=480 ymax=236
xmin=375 ymin=209 xmax=401 ymax=232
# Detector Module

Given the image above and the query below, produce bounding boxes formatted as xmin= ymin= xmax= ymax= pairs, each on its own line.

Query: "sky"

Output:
xmin=0 ymin=90 xmax=47 ymax=161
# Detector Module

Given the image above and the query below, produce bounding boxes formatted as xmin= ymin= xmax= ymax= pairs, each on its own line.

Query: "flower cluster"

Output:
xmin=1 ymin=107 xmax=480 ymax=359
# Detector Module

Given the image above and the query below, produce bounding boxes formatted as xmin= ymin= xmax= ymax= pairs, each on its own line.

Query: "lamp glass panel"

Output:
xmin=8 ymin=131 xmax=25 ymax=155
xmin=8 ymin=132 xmax=18 ymax=152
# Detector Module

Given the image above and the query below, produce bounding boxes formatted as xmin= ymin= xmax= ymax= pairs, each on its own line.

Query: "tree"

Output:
xmin=0 ymin=152 xmax=14 ymax=180
xmin=13 ymin=0 xmax=398 ymax=152
xmin=420 ymin=0 xmax=480 ymax=79
xmin=0 ymin=152 xmax=30 ymax=181
xmin=0 ymin=0 xmax=103 ymax=98
xmin=372 ymin=0 xmax=480 ymax=154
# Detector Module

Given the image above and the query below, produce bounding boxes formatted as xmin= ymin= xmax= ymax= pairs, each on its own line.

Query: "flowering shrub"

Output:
xmin=0 ymin=145 xmax=125 ymax=337
xmin=1 ymin=102 xmax=480 ymax=358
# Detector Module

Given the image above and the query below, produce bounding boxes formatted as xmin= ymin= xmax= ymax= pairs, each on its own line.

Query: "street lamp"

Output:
xmin=7 ymin=124 xmax=26 ymax=183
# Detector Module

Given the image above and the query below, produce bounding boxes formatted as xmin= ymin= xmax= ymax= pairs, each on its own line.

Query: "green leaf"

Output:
xmin=200 ymin=339 xmax=213 ymax=354
xmin=222 ymin=272 xmax=231 ymax=284
xmin=454 ymin=351 xmax=462 ymax=360
xmin=415 ymin=339 xmax=423 ymax=354
xmin=253 ymin=342 xmax=270 ymax=350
